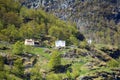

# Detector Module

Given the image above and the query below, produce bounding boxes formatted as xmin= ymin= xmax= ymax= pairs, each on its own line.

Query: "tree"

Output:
xmin=24 ymin=45 xmax=34 ymax=54
xmin=0 ymin=56 xmax=4 ymax=71
xmin=0 ymin=20 xmax=3 ymax=30
xmin=69 ymin=35 xmax=79 ymax=46
xmin=79 ymin=41 xmax=87 ymax=49
xmin=107 ymin=60 xmax=119 ymax=68
xmin=49 ymin=50 xmax=61 ymax=70
xmin=1 ymin=24 xmax=18 ymax=42
xmin=19 ymin=22 xmax=37 ymax=39
xmin=12 ymin=41 xmax=24 ymax=55
xmin=0 ymin=56 xmax=6 ymax=79
xmin=30 ymin=64 xmax=42 ymax=80
xmin=0 ymin=0 xmax=21 ymax=12
xmin=48 ymin=26 xmax=63 ymax=39
xmin=3 ymin=12 xmax=22 ymax=27
xmin=14 ymin=58 xmax=24 ymax=77
xmin=48 ymin=25 xmax=71 ymax=40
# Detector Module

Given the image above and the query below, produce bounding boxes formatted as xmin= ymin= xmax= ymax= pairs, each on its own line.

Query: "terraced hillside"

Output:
xmin=0 ymin=42 xmax=120 ymax=80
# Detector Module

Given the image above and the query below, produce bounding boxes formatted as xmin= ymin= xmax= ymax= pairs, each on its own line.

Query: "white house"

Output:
xmin=55 ymin=40 xmax=66 ymax=48
xmin=25 ymin=39 xmax=34 ymax=46
xmin=87 ymin=39 xmax=92 ymax=45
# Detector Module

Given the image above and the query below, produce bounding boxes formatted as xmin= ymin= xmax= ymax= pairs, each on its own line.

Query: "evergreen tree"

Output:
xmin=49 ymin=50 xmax=61 ymax=70
xmin=12 ymin=41 xmax=24 ymax=55
xmin=1 ymin=24 xmax=18 ymax=42
xmin=0 ymin=55 xmax=6 ymax=79
xmin=14 ymin=58 xmax=24 ymax=77
xmin=0 ymin=55 xmax=4 ymax=71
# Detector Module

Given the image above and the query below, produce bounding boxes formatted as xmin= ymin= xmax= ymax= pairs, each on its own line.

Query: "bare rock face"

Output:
xmin=19 ymin=0 xmax=120 ymax=23
xmin=20 ymin=0 xmax=77 ymax=21
xmin=20 ymin=0 xmax=75 ymax=9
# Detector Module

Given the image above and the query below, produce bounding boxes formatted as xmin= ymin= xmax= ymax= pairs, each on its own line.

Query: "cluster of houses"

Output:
xmin=24 ymin=38 xmax=92 ymax=48
xmin=24 ymin=39 xmax=66 ymax=48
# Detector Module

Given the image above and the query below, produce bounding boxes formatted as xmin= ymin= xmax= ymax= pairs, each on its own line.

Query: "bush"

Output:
xmin=46 ymin=73 xmax=61 ymax=80
xmin=0 ymin=71 xmax=6 ymax=79
xmin=0 ymin=56 xmax=4 ymax=71
xmin=69 ymin=35 xmax=79 ymax=46
xmin=66 ymin=70 xmax=72 ymax=79
xmin=0 ymin=58 xmax=7 ymax=79
xmin=30 ymin=65 xmax=42 ymax=80
xmin=107 ymin=60 xmax=119 ymax=67
xmin=24 ymin=45 xmax=34 ymax=54
xmin=13 ymin=58 xmax=24 ymax=77
xmin=118 ymin=45 xmax=120 ymax=49
xmin=12 ymin=41 xmax=24 ymax=55
xmin=79 ymin=41 xmax=88 ymax=49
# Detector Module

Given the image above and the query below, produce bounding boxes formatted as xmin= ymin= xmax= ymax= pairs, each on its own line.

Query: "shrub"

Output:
xmin=13 ymin=58 xmax=24 ymax=77
xmin=12 ymin=41 xmax=24 ymax=55
xmin=0 ymin=56 xmax=4 ymax=71
xmin=69 ymin=35 xmax=79 ymax=46
xmin=79 ymin=41 xmax=88 ymax=49
xmin=0 ymin=71 xmax=6 ymax=79
xmin=30 ymin=65 xmax=42 ymax=80
xmin=24 ymin=45 xmax=34 ymax=54
xmin=48 ymin=50 xmax=61 ymax=71
xmin=66 ymin=70 xmax=72 ymax=79
xmin=46 ymin=73 xmax=61 ymax=80
xmin=107 ymin=60 xmax=119 ymax=67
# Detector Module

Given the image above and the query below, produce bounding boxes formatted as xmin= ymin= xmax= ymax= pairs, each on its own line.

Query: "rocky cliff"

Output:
xmin=20 ymin=0 xmax=120 ymax=25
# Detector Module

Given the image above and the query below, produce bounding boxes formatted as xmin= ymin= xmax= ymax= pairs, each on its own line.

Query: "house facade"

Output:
xmin=24 ymin=39 xmax=35 ymax=46
xmin=55 ymin=40 xmax=66 ymax=48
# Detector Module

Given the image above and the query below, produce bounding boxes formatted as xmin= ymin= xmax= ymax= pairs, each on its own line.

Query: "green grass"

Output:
xmin=32 ymin=47 xmax=50 ymax=59
xmin=95 ymin=44 xmax=118 ymax=50
xmin=32 ymin=47 xmax=69 ymax=60
xmin=0 ymin=44 xmax=118 ymax=79
xmin=38 ymin=48 xmax=116 ymax=79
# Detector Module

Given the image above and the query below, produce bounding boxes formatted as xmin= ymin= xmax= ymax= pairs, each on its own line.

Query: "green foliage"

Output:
xmin=0 ymin=0 xmax=82 ymax=47
xmin=30 ymin=64 xmax=42 ymax=80
xmin=3 ymin=12 xmax=22 ymax=26
xmin=12 ymin=41 xmax=24 ymax=55
xmin=118 ymin=45 xmax=120 ymax=49
xmin=49 ymin=50 xmax=61 ymax=70
xmin=79 ymin=41 xmax=87 ymax=49
xmin=1 ymin=24 xmax=18 ymax=42
xmin=46 ymin=73 xmax=62 ymax=80
xmin=19 ymin=21 xmax=40 ymax=39
xmin=48 ymin=26 xmax=62 ymax=39
xmin=66 ymin=70 xmax=72 ymax=79
xmin=107 ymin=60 xmax=119 ymax=68
xmin=117 ymin=57 xmax=120 ymax=62
xmin=48 ymin=25 xmax=75 ymax=40
xmin=69 ymin=35 xmax=79 ymax=46
xmin=0 ymin=20 xmax=3 ymax=30
xmin=0 ymin=56 xmax=4 ymax=71
xmin=0 ymin=71 xmax=6 ymax=79
xmin=24 ymin=45 xmax=34 ymax=54
xmin=14 ymin=58 xmax=24 ymax=77
xmin=0 ymin=0 xmax=21 ymax=12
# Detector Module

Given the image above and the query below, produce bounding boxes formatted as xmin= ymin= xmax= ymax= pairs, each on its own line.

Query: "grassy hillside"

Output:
xmin=0 ymin=0 xmax=120 ymax=80
xmin=0 ymin=0 xmax=85 ymax=47
xmin=0 ymin=42 xmax=120 ymax=80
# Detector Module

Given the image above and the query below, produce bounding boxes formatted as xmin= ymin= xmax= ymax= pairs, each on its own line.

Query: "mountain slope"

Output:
xmin=19 ymin=0 xmax=120 ymax=46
